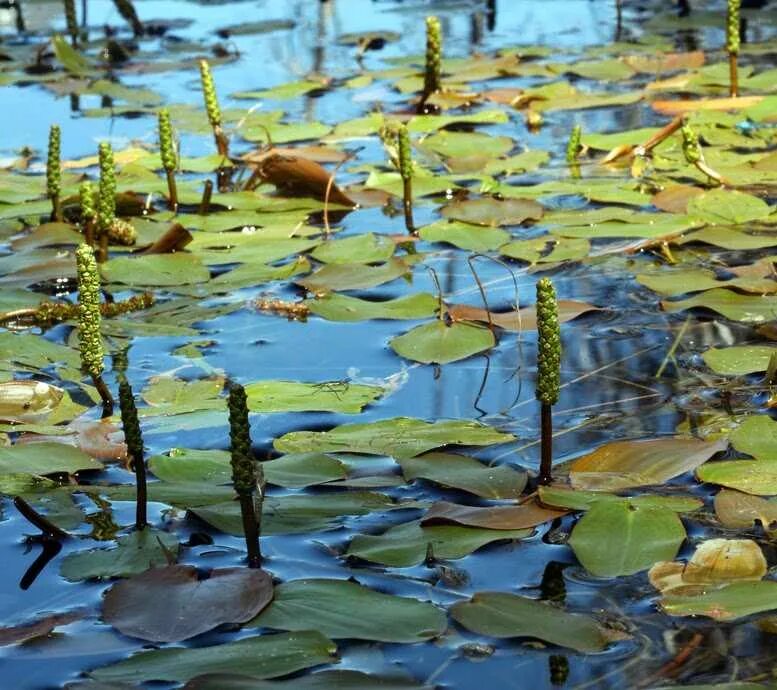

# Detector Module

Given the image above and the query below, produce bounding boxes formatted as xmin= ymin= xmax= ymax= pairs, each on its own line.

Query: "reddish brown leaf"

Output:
xmin=422 ymin=499 xmax=567 ymax=530
xmin=652 ymin=185 xmax=704 ymax=214
xmin=251 ymin=153 xmax=354 ymax=206
xmin=0 ymin=609 xmax=86 ymax=647
xmin=651 ymin=96 xmax=764 ymax=115
xmin=445 ymin=300 xmax=600 ymax=332
xmin=141 ymin=223 xmax=193 ymax=255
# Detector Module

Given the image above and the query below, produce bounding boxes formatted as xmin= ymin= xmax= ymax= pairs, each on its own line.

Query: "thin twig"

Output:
xmin=655 ymin=316 xmax=691 ymax=379
xmin=14 ymin=497 xmax=70 ymax=540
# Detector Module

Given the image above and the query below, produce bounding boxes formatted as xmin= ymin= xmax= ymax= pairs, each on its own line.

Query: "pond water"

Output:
xmin=1 ymin=0 xmax=777 ymax=688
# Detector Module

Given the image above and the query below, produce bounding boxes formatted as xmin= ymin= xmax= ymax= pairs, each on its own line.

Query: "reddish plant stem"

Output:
xmin=539 ymin=402 xmax=553 ymax=485
xmin=238 ymin=492 xmax=261 ymax=568
xmin=165 ymin=169 xmax=178 ymax=212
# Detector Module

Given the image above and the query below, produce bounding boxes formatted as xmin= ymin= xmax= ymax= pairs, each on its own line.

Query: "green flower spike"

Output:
xmin=228 ymin=382 xmax=263 ymax=568
xmin=108 ymin=218 xmax=137 ymax=246
xmin=46 ymin=124 xmax=62 ymax=222
xmin=565 ymin=124 xmax=582 ymax=163
xmin=63 ymin=0 xmax=78 ymax=46
xmin=535 ymin=277 xmax=561 ymax=485
xmin=397 ymin=123 xmax=415 ymax=233
xmin=76 ymin=244 xmax=113 ymax=415
xmin=727 ymin=0 xmax=740 ymax=97
xmin=158 ymin=108 xmax=178 ymax=210
xmin=119 ymin=379 xmax=147 ymax=530
xmin=79 ymin=181 xmax=96 ymax=247
xmin=199 ymin=59 xmax=229 ymax=156
xmin=96 ymin=142 xmax=116 ymax=262
xmin=423 ymin=16 xmax=442 ymax=97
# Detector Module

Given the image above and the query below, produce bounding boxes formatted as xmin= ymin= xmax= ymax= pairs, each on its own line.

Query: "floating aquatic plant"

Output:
xmin=158 ymin=108 xmax=178 ymax=211
xmin=119 ymin=380 xmax=147 ymax=530
xmin=228 ymin=382 xmax=263 ymax=568
xmin=76 ymin=244 xmax=113 ymax=415
xmin=536 ymin=277 xmax=561 ymax=485
xmin=199 ymin=59 xmax=229 ymax=157
xmin=727 ymin=0 xmax=740 ymax=97
xmin=46 ymin=124 xmax=61 ymax=222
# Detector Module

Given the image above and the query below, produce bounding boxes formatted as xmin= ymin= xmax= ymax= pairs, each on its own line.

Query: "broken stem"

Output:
xmin=13 ymin=496 xmax=70 ymax=540
xmin=199 ymin=179 xmax=213 ymax=215
xmin=165 ymin=169 xmax=178 ymax=212
xmin=238 ymin=492 xmax=262 ymax=568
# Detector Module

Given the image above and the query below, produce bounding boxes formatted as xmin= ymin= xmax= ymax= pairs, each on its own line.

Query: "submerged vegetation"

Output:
xmin=0 ymin=0 xmax=776 ymax=688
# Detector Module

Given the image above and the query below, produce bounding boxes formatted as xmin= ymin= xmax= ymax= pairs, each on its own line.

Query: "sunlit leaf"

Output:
xmin=660 ymin=581 xmax=777 ymax=621
xmin=390 ymin=320 xmax=495 ymax=364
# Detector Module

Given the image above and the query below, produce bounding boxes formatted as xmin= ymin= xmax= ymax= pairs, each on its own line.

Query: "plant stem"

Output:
xmin=165 ymin=169 xmax=178 ymax=212
xmin=729 ymin=52 xmax=738 ymax=98
xmin=134 ymin=451 xmax=147 ymax=530
xmin=91 ymin=373 xmax=114 ymax=418
xmin=402 ymin=175 xmax=415 ymax=234
xmin=13 ymin=496 xmax=70 ymax=540
xmin=199 ymin=179 xmax=213 ymax=215
xmin=539 ymin=402 xmax=553 ymax=485
xmin=238 ymin=492 xmax=261 ymax=568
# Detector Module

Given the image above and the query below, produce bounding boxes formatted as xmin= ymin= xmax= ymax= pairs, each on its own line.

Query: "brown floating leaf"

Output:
xmin=651 ymin=185 xmax=704 ymax=214
xmin=422 ymin=499 xmax=567 ymax=530
xmin=714 ymin=489 xmax=777 ymax=531
xmin=624 ymin=51 xmax=704 ymax=74
xmin=0 ymin=609 xmax=86 ymax=647
xmin=141 ymin=223 xmax=193 ymax=255
xmin=651 ymin=96 xmax=764 ymax=115
xmin=251 ymin=153 xmax=354 ymax=206
xmin=570 ymin=437 xmax=728 ymax=491
xmin=243 ymin=145 xmax=348 ymax=165
xmin=102 ymin=565 xmax=273 ymax=643
xmin=440 ymin=197 xmax=544 ymax=227
xmin=446 ymin=300 xmax=600 ymax=332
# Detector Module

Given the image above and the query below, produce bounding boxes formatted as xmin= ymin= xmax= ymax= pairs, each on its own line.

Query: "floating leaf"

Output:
xmin=441 ymin=197 xmax=544 ymax=227
xmin=568 ymin=501 xmax=686 ymax=577
xmin=660 ymin=581 xmax=777 ymax=621
xmin=183 ymin=670 xmax=432 ymax=690
xmin=103 ymin=566 xmax=273 ymax=643
xmin=61 ymin=529 xmax=180 ymax=582
xmin=714 ymin=489 xmax=777 ymax=530
xmin=311 ymin=234 xmax=395 ymax=265
xmin=446 ymin=300 xmax=600 ymax=332
xmin=306 ymin=293 xmax=438 ymax=322
xmin=244 ymin=380 xmax=384 ymax=414
xmin=89 ymin=631 xmax=337 ymax=683
xmin=422 ymin=499 xmax=565 ymax=530
xmin=297 ymin=258 xmax=413 ymax=293
xmin=731 ymin=415 xmax=777 ymax=460
xmin=450 ymin=592 xmax=617 ymax=653
xmin=688 ymin=189 xmax=773 ymax=225
xmin=249 ymin=579 xmax=445 ymax=642
xmin=418 ymin=221 xmax=509 ymax=252
xmin=390 ymin=320 xmax=495 ymax=364
xmin=697 ymin=460 xmax=777 ymax=496
xmin=101 ymin=254 xmax=211 ymax=287
xmin=0 ymin=442 xmax=102 ymax=476
xmin=274 ymin=417 xmax=514 ymax=458
xmin=399 ymin=452 xmax=527 ymax=499
xmin=347 ymin=520 xmax=531 ymax=567
xmin=569 ymin=437 xmax=727 ymax=491
xmin=662 ymin=289 xmax=777 ymax=322
xmin=0 ymin=610 xmax=86 ymax=647
xmin=538 ymin=485 xmax=703 ymax=513
xmin=703 ymin=346 xmax=777 ymax=375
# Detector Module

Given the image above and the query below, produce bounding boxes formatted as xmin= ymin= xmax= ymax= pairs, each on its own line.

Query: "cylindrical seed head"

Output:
xmin=75 ymin=244 xmax=104 ymax=378
xmin=108 ymin=218 xmax=137 ymax=246
xmin=158 ymin=108 xmax=176 ymax=173
xmin=80 ymin=181 xmax=96 ymax=223
xmin=424 ymin=16 xmax=442 ymax=95
xmin=565 ymin=124 xmax=582 ymax=163
xmin=397 ymin=124 xmax=412 ymax=181
xmin=199 ymin=60 xmax=222 ymax=129
xmin=118 ymin=379 xmax=144 ymax=463
xmin=727 ymin=0 xmax=740 ymax=55
xmin=535 ymin=278 xmax=561 ymax=406
xmin=97 ymin=142 xmax=116 ymax=235
xmin=47 ymin=125 xmax=61 ymax=201
xmin=228 ymin=382 xmax=256 ymax=494
xmin=681 ymin=122 xmax=702 ymax=165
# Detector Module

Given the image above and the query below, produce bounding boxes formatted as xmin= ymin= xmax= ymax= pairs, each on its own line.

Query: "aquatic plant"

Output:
xmin=419 ymin=15 xmax=442 ymax=111
xmin=681 ymin=121 xmax=723 ymax=185
xmin=119 ymin=380 xmax=147 ymax=530
xmin=46 ymin=124 xmax=61 ymax=222
xmin=199 ymin=59 xmax=229 ymax=157
xmin=96 ymin=142 xmax=117 ymax=262
xmin=112 ymin=0 xmax=144 ymax=37
xmin=76 ymin=244 xmax=113 ymax=415
xmin=565 ymin=124 xmax=582 ymax=163
xmin=158 ymin=108 xmax=178 ymax=211
xmin=727 ymin=0 xmax=740 ymax=97
xmin=228 ymin=382 xmax=263 ymax=568
xmin=63 ymin=0 xmax=78 ymax=46
xmin=79 ymin=181 xmax=96 ymax=247
xmin=397 ymin=123 xmax=415 ymax=233
xmin=108 ymin=218 xmax=137 ymax=246
xmin=536 ymin=277 xmax=561 ymax=485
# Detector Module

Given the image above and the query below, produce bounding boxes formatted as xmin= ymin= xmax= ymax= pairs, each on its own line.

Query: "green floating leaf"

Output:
xmin=182 ymin=670 xmax=432 ymax=690
xmin=193 ymin=491 xmax=397 ymax=536
xmin=697 ymin=459 xmax=777 ymax=496
xmin=399 ymin=452 xmax=527 ymax=499
xmin=297 ymin=258 xmax=413 ymax=292
xmin=568 ymin=501 xmax=686 ymax=577
xmin=0 ymin=332 xmax=81 ymax=371
xmin=450 ymin=592 xmax=615 ymax=653
xmin=347 ymin=520 xmax=531 ymax=567
xmin=274 ymin=417 xmax=514 ymax=458
xmin=61 ymin=529 xmax=180 ymax=582
xmin=89 ymin=631 xmax=337 ymax=684
xmin=390 ymin=320 xmax=495 ymax=364
xmin=553 ymin=214 xmax=701 ymax=239
xmin=101 ymin=254 xmax=211 ymax=287
xmin=662 ymin=289 xmax=777 ymax=322
xmin=311 ymin=234 xmax=395 ymax=265
xmin=688 ymin=189 xmax=773 ymax=225
xmin=703 ymin=346 xmax=777 ymax=375
xmin=660 ymin=581 xmax=777 ymax=621
xmin=420 ymin=130 xmax=514 ymax=159
xmin=731 ymin=415 xmax=777 ymax=460
xmin=140 ymin=377 xmax=225 ymax=418
xmin=0 ymin=443 xmax=102 ymax=476
xmin=538 ymin=486 xmax=703 ymax=513
xmin=441 ymin=197 xmax=544 ymax=227
xmin=244 ymin=380 xmax=384 ymax=414
xmin=418 ymin=220 xmax=509 ymax=252
xmin=306 ymin=293 xmax=438 ymax=322
xmin=249 ymin=578 xmax=446 ymax=642
xmin=52 ymin=34 xmax=93 ymax=75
